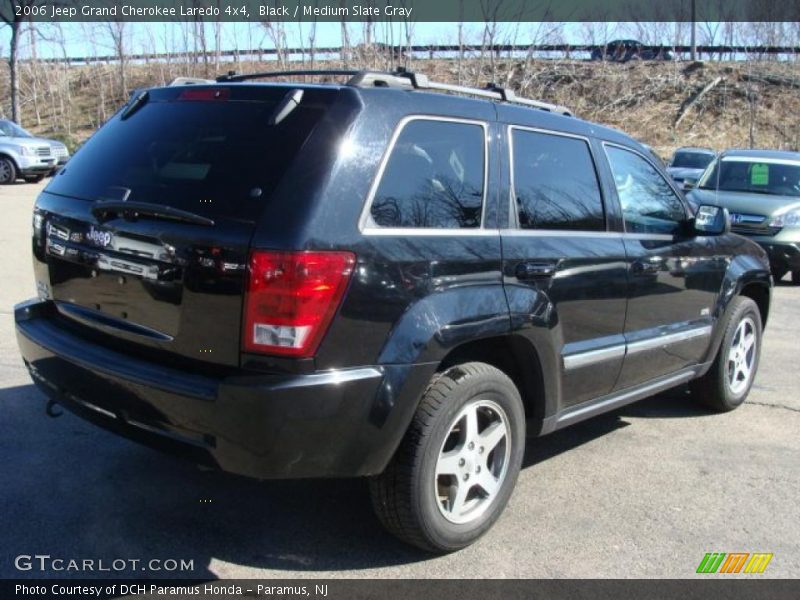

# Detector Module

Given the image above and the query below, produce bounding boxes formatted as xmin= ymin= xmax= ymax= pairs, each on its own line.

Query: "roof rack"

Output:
xmin=215 ymin=68 xmax=572 ymax=117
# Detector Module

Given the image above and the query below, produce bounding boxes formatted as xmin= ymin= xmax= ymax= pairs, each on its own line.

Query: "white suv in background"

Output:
xmin=0 ymin=119 xmax=69 ymax=184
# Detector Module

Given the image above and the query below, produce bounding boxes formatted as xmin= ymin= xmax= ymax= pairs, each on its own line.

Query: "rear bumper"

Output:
xmin=15 ymin=300 xmax=433 ymax=479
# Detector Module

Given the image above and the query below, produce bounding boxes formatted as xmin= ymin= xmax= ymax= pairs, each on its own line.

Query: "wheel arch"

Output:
xmin=0 ymin=152 xmax=20 ymax=170
xmin=437 ymin=334 xmax=550 ymax=435
xmin=738 ymin=281 xmax=770 ymax=327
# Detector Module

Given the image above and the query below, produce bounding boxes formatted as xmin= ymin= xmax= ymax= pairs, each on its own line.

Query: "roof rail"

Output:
xmin=216 ymin=69 xmax=360 ymax=82
xmin=215 ymin=68 xmax=572 ymax=116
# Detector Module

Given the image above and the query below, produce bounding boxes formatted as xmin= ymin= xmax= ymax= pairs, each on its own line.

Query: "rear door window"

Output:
xmin=368 ymin=118 xmax=486 ymax=229
xmin=511 ymin=129 xmax=606 ymax=231
xmin=47 ymin=86 xmax=337 ymax=220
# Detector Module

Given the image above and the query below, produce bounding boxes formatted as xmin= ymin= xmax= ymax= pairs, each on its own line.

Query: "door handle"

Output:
xmin=632 ymin=259 xmax=661 ymax=275
xmin=515 ymin=261 xmax=557 ymax=280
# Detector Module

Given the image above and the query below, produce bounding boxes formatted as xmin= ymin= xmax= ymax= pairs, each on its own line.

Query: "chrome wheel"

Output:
xmin=727 ymin=316 xmax=757 ymax=395
xmin=0 ymin=159 xmax=13 ymax=184
xmin=435 ymin=399 xmax=510 ymax=524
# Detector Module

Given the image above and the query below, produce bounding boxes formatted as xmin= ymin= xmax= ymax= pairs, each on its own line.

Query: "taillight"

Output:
xmin=243 ymin=250 xmax=356 ymax=357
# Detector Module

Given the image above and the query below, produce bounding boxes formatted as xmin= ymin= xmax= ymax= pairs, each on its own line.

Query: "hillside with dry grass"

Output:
xmin=3 ymin=58 xmax=800 ymax=160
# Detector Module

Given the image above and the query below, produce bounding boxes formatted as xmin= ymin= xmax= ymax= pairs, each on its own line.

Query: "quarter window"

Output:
xmin=369 ymin=119 xmax=485 ymax=229
xmin=606 ymin=146 xmax=687 ymax=235
xmin=511 ymin=129 xmax=605 ymax=231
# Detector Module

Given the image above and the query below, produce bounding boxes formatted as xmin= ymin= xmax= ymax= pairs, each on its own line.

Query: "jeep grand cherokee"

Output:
xmin=15 ymin=69 xmax=771 ymax=552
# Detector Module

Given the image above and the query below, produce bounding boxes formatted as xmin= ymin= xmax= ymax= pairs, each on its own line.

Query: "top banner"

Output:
xmin=3 ymin=0 xmax=800 ymax=23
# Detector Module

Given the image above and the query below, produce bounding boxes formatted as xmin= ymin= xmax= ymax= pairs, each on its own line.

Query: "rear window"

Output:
xmin=47 ymin=86 xmax=336 ymax=220
xmin=671 ymin=151 xmax=714 ymax=170
xmin=367 ymin=119 xmax=486 ymax=229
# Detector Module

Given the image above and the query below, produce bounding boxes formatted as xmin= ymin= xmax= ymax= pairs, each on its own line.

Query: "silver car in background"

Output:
xmin=687 ymin=149 xmax=800 ymax=284
xmin=0 ymin=119 xmax=69 ymax=184
xmin=667 ymin=147 xmax=716 ymax=189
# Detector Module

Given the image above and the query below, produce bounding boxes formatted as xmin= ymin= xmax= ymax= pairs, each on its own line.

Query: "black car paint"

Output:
xmin=16 ymin=83 xmax=771 ymax=479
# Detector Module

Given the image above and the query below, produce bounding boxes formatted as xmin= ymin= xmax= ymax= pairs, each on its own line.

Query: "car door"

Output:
xmin=603 ymin=143 xmax=727 ymax=389
xmin=501 ymin=126 xmax=629 ymax=408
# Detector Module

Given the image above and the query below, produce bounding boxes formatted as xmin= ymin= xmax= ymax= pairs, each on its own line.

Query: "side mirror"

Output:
xmin=683 ymin=178 xmax=698 ymax=191
xmin=694 ymin=204 xmax=730 ymax=235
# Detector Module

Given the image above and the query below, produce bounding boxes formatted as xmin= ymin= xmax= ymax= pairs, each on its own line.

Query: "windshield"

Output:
xmin=671 ymin=151 xmax=714 ymax=169
xmin=0 ymin=120 xmax=32 ymax=138
xmin=46 ymin=86 xmax=338 ymax=220
xmin=698 ymin=158 xmax=800 ymax=197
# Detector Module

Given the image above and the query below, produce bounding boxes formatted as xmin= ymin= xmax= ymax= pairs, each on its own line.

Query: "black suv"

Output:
xmin=15 ymin=69 xmax=771 ymax=553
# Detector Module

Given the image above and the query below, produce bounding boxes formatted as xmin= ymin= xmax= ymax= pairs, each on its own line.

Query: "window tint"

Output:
xmin=606 ymin=146 xmax=687 ymax=235
xmin=48 ymin=87 xmax=336 ymax=220
xmin=671 ymin=151 xmax=714 ymax=170
xmin=369 ymin=120 xmax=485 ymax=229
xmin=511 ymin=130 xmax=605 ymax=231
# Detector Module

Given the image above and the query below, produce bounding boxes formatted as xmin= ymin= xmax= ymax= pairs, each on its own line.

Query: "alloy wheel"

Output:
xmin=727 ymin=316 xmax=757 ymax=395
xmin=435 ymin=399 xmax=511 ymax=524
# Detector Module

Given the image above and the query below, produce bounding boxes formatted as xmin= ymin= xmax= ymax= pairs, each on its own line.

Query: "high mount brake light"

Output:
xmin=177 ymin=87 xmax=231 ymax=102
xmin=243 ymin=250 xmax=356 ymax=357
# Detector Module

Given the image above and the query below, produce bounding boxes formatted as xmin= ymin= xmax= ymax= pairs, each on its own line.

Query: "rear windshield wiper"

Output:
xmin=91 ymin=200 xmax=215 ymax=227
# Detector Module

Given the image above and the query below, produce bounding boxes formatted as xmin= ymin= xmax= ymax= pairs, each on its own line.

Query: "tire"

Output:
xmin=792 ymin=271 xmax=800 ymax=286
xmin=370 ymin=362 xmax=526 ymax=553
xmin=24 ymin=175 xmax=44 ymax=183
xmin=0 ymin=157 xmax=17 ymax=184
xmin=689 ymin=297 xmax=762 ymax=412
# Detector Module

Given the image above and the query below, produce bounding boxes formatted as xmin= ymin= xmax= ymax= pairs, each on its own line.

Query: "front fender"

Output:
xmin=704 ymin=249 xmax=772 ymax=366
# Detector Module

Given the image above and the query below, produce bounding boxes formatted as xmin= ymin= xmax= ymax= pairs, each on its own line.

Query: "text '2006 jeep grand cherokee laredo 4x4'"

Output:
xmin=15 ymin=69 xmax=772 ymax=553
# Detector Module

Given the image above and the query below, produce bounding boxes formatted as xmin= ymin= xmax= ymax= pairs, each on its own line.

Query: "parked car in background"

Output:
xmin=0 ymin=120 xmax=57 ymax=184
xmin=668 ymin=147 xmax=716 ymax=189
xmin=0 ymin=120 xmax=70 ymax=182
xmin=591 ymin=40 xmax=673 ymax=62
xmin=47 ymin=139 xmax=70 ymax=174
xmin=687 ymin=149 xmax=800 ymax=284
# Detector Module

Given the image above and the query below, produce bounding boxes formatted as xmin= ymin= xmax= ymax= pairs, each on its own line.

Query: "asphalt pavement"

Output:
xmin=1 ymin=181 xmax=798 ymax=579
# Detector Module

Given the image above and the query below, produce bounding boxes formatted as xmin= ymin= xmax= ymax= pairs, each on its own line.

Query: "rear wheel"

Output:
xmin=690 ymin=297 xmax=762 ymax=412
xmin=370 ymin=362 xmax=525 ymax=553
xmin=792 ymin=271 xmax=800 ymax=286
xmin=0 ymin=157 xmax=16 ymax=184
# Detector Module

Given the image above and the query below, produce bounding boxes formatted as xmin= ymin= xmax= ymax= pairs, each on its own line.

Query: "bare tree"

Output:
xmin=105 ymin=22 xmax=128 ymax=98
xmin=0 ymin=0 xmax=41 ymax=123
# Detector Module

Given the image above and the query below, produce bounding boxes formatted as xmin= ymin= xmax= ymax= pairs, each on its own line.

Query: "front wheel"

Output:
xmin=0 ymin=157 xmax=17 ymax=184
xmin=370 ymin=362 xmax=525 ymax=553
xmin=792 ymin=271 xmax=800 ymax=286
xmin=690 ymin=297 xmax=762 ymax=412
